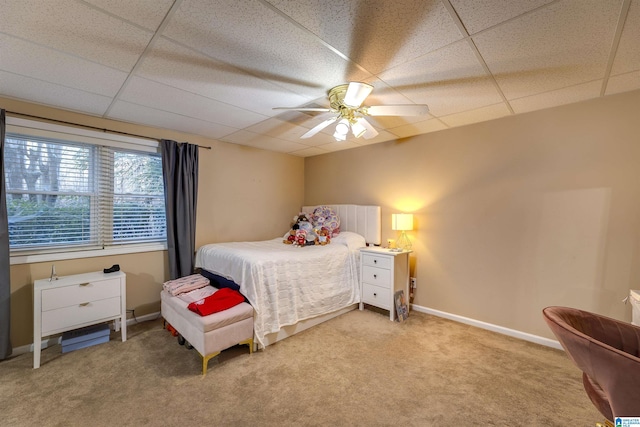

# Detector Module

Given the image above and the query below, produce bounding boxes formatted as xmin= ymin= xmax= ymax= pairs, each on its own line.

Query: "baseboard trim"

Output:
xmin=126 ymin=311 xmax=161 ymax=326
xmin=411 ymin=304 xmax=562 ymax=350
xmin=12 ymin=308 xmax=560 ymax=356
xmin=10 ymin=311 xmax=162 ymax=357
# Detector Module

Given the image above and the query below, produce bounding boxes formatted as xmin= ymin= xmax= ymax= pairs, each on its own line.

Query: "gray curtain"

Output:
xmin=0 ymin=110 xmax=11 ymax=359
xmin=160 ymin=139 xmax=199 ymax=280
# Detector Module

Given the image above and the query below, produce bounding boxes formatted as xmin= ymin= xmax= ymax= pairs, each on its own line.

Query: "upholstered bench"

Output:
xmin=160 ymin=290 xmax=254 ymax=375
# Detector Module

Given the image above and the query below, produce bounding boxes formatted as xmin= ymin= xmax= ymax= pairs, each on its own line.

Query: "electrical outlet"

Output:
xmin=410 ymin=277 xmax=417 ymax=288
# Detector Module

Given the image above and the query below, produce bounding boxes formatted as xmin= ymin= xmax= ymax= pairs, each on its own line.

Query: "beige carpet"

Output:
xmin=1 ymin=309 xmax=601 ymax=426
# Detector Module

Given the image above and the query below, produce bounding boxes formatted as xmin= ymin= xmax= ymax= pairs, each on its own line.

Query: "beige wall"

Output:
xmin=2 ymin=97 xmax=304 ymax=348
xmin=305 ymin=90 xmax=640 ymax=340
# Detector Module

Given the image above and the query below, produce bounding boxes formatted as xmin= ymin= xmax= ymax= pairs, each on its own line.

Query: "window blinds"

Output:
xmin=4 ymin=133 xmax=166 ymax=253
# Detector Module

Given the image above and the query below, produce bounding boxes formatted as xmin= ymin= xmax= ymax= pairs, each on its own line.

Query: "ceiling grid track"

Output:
xmin=1 ymin=0 xmax=637 ymax=156
xmin=257 ymin=0 xmax=371 ymax=78
xmin=441 ymin=0 xmax=515 ymax=115
xmin=102 ymin=0 xmax=184 ymax=118
xmin=599 ymin=0 xmax=632 ymax=97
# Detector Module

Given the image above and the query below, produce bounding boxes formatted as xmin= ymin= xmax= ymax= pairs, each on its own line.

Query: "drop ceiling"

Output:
xmin=1 ymin=0 xmax=638 ymax=157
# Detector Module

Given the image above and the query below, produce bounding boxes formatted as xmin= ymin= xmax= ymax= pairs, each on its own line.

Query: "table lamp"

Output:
xmin=391 ymin=213 xmax=413 ymax=251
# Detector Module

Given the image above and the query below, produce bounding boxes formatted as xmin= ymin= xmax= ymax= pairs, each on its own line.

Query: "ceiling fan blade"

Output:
xmin=344 ymin=82 xmax=374 ymax=108
xmin=365 ymin=104 xmax=429 ymax=116
xmin=301 ymin=117 xmax=337 ymax=139
xmin=358 ymin=117 xmax=379 ymax=139
xmin=273 ymin=107 xmax=332 ymax=112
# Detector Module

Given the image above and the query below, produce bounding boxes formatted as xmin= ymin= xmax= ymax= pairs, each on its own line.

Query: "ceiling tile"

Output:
xmin=118 ymin=76 xmax=269 ymax=128
xmin=351 ymin=130 xmax=398 ymax=146
xmin=511 ymin=80 xmax=603 ymax=114
xmin=288 ymin=146 xmax=330 ymax=157
xmin=266 ymin=0 xmax=463 ymax=74
xmin=162 ymin=0 xmax=370 ymax=100
xmin=135 ymin=38 xmax=312 ymax=117
xmin=314 ymin=140 xmax=362 ymax=153
xmin=389 ymin=118 xmax=448 ymax=138
xmin=362 ymin=77 xmax=424 ymax=105
xmin=221 ymin=130 xmax=311 ymax=153
xmin=473 ymin=0 xmax=622 ymax=100
xmin=107 ymin=101 xmax=238 ymax=139
xmin=450 ymin=0 xmax=555 ymax=35
xmin=82 ymin=0 xmax=174 ymax=31
xmin=439 ymin=102 xmax=511 ymax=127
xmin=379 ymin=40 xmax=504 ymax=116
xmin=605 ymin=71 xmax=640 ymax=96
xmin=367 ymin=115 xmax=432 ymax=130
xmin=0 ymin=70 xmax=112 ymax=115
xmin=0 ymin=0 xmax=638 ymax=157
xmin=0 ymin=0 xmax=154 ymax=71
xmin=0 ymin=34 xmax=127 ymax=97
xmin=243 ymin=118 xmax=315 ymax=142
xmin=611 ymin=0 xmax=640 ymax=76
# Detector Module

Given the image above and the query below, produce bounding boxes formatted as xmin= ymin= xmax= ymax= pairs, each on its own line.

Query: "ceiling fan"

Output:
xmin=274 ymin=82 xmax=429 ymax=141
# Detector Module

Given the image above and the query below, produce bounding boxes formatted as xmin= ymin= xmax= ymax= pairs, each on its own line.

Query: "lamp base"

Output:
xmin=396 ymin=231 xmax=412 ymax=251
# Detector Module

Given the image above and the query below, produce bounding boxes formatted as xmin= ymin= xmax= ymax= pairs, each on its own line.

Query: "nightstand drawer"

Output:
xmin=42 ymin=296 xmax=121 ymax=335
xmin=362 ymin=284 xmax=391 ymax=309
xmin=42 ymin=278 xmax=121 ymax=311
xmin=362 ymin=254 xmax=392 ymax=270
xmin=362 ymin=265 xmax=391 ymax=286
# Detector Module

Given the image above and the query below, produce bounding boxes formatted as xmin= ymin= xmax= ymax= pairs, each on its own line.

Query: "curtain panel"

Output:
xmin=0 ymin=110 xmax=11 ymax=359
xmin=160 ymin=140 xmax=199 ymax=280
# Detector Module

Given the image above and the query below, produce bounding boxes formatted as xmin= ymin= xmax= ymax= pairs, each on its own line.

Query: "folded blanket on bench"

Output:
xmin=163 ymin=274 xmax=210 ymax=296
xmin=187 ymin=288 xmax=245 ymax=316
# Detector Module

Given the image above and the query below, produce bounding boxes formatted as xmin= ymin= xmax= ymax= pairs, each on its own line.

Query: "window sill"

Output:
xmin=9 ymin=243 xmax=168 ymax=265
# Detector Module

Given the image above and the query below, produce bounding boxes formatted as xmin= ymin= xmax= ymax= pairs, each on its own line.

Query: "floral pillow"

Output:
xmin=311 ymin=206 xmax=340 ymax=237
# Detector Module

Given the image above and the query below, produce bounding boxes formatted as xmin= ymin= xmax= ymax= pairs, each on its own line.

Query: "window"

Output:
xmin=4 ymin=118 xmax=166 ymax=263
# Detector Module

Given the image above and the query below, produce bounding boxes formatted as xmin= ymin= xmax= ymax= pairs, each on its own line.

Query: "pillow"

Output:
xmin=330 ymin=231 xmax=366 ymax=250
xmin=311 ymin=205 xmax=340 ymax=237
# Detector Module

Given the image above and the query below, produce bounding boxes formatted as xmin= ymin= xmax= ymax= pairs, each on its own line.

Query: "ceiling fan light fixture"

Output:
xmin=351 ymin=118 xmax=367 ymax=138
xmin=335 ymin=119 xmax=349 ymax=135
xmin=343 ymin=82 xmax=373 ymax=108
xmin=275 ymin=82 xmax=428 ymax=143
xmin=333 ymin=130 xmax=347 ymax=141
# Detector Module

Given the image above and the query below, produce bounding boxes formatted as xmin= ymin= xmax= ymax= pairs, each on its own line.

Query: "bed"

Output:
xmin=194 ymin=204 xmax=381 ymax=348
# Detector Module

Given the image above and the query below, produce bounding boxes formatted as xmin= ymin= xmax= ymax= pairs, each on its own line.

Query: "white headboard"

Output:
xmin=302 ymin=204 xmax=381 ymax=245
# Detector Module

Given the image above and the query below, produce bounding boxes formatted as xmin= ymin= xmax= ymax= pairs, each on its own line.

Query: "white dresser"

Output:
xmin=359 ymin=247 xmax=411 ymax=321
xmin=33 ymin=271 xmax=127 ymax=368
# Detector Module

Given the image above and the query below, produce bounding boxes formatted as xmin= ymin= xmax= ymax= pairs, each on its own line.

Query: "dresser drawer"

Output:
xmin=42 ymin=278 xmax=121 ymax=311
xmin=42 ymin=296 xmax=121 ymax=335
xmin=362 ymin=265 xmax=391 ymax=287
xmin=362 ymin=253 xmax=392 ymax=270
xmin=362 ymin=283 xmax=391 ymax=309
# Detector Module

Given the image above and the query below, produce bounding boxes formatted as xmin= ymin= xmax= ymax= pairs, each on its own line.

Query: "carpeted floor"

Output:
xmin=0 ymin=309 xmax=602 ymax=426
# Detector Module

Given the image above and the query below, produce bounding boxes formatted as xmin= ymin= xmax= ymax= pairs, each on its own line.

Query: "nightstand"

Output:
xmin=33 ymin=271 xmax=127 ymax=368
xmin=359 ymin=247 xmax=411 ymax=321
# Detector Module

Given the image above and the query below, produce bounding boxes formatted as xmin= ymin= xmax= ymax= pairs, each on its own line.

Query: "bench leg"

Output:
xmin=239 ymin=337 xmax=254 ymax=354
xmin=202 ymin=352 xmax=220 ymax=376
xmin=201 ymin=337 xmax=253 ymax=375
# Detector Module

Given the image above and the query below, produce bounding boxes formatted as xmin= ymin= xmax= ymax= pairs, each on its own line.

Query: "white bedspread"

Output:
xmin=194 ymin=236 xmax=361 ymax=347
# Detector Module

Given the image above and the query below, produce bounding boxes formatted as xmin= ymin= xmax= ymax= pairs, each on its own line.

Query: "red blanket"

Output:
xmin=187 ymin=288 xmax=245 ymax=316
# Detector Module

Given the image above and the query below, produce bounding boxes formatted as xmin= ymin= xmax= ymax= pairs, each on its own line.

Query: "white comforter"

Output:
xmin=194 ymin=234 xmax=363 ymax=347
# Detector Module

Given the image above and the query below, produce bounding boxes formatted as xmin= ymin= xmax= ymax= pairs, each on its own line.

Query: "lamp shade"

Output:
xmin=351 ymin=118 xmax=367 ymax=138
xmin=391 ymin=213 xmax=413 ymax=231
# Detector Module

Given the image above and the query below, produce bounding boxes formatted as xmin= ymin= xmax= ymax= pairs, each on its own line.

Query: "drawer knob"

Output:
xmin=373 ymin=293 xmax=377 ymax=297
xmin=79 ymin=283 xmax=90 ymax=287
xmin=374 ymin=260 xmax=377 ymax=264
xmin=79 ymin=302 xmax=90 ymax=307
xmin=373 ymin=274 xmax=377 ymax=279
